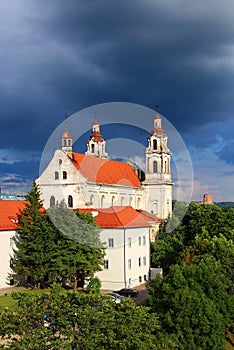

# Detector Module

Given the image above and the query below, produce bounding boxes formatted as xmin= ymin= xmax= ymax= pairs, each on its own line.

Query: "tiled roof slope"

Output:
xmin=71 ymin=153 xmax=141 ymax=188
xmin=0 ymin=200 xmax=26 ymax=231
xmin=79 ymin=206 xmax=160 ymax=228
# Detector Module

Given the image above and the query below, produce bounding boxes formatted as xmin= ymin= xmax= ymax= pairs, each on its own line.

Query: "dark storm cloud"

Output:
xmin=1 ymin=0 xmax=233 ymax=150
xmin=0 ymin=0 xmax=234 ymax=196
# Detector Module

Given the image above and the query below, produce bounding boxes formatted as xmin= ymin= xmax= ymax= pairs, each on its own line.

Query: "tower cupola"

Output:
xmin=61 ymin=114 xmax=73 ymax=157
xmin=85 ymin=119 xmax=108 ymax=159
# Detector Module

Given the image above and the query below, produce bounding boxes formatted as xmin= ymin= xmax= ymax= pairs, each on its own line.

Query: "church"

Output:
xmin=0 ymin=113 xmax=173 ymax=290
xmin=36 ymin=113 xmax=173 ymax=219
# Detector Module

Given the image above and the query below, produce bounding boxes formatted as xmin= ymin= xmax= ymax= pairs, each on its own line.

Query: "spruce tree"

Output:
xmin=12 ymin=182 xmax=56 ymax=287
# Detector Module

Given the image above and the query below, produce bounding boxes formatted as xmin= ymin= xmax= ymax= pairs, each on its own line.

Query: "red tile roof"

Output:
xmin=71 ymin=153 xmax=141 ymax=187
xmin=0 ymin=200 xmax=26 ymax=231
xmin=79 ymin=206 xmax=160 ymax=228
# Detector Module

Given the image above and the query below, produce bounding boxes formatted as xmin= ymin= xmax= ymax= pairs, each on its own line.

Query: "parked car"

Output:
xmin=106 ymin=292 xmax=122 ymax=304
xmin=116 ymin=288 xmax=139 ymax=297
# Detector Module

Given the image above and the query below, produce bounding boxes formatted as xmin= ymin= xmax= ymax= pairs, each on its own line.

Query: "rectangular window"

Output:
xmin=108 ymin=238 xmax=114 ymax=248
xmin=139 ymin=276 xmax=142 ymax=283
xmin=128 ymin=259 xmax=132 ymax=269
xmin=144 ymin=274 xmax=147 ymax=281
xmin=128 ymin=237 xmax=132 ymax=248
xmin=138 ymin=236 xmax=141 ymax=246
xmin=139 ymin=257 xmax=141 ymax=267
xmin=104 ymin=260 xmax=109 ymax=270
xmin=143 ymin=256 xmax=146 ymax=266
xmin=143 ymin=235 xmax=146 ymax=246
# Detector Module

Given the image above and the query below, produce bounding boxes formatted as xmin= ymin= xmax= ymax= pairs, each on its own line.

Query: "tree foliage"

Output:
xmin=11 ymin=183 xmax=105 ymax=289
xmin=0 ymin=285 xmax=164 ymax=350
xmin=149 ymin=201 xmax=234 ymax=349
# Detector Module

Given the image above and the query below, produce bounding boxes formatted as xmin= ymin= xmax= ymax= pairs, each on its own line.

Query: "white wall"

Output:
xmin=0 ymin=230 xmax=14 ymax=288
xmin=96 ymin=226 xmax=150 ymax=291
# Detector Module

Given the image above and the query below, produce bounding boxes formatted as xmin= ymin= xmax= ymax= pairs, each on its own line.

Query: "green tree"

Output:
xmin=147 ymin=260 xmax=234 ymax=350
xmin=11 ymin=182 xmax=57 ymax=288
xmin=0 ymin=285 xmax=166 ymax=350
xmin=47 ymin=201 xmax=105 ymax=289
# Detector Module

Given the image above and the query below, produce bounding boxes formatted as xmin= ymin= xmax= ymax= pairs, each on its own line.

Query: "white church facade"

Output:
xmin=36 ymin=113 xmax=173 ymax=219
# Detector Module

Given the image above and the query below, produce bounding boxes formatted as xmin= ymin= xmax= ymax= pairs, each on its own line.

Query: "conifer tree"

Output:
xmin=11 ymin=182 xmax=56 ymax=287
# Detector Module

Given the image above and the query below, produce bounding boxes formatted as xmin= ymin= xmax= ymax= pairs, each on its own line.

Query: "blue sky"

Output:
xmin=0 ymin=0 xmax=234 ymax=201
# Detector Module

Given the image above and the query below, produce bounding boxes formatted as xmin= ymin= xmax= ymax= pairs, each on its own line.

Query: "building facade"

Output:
xmin=36 ymin=113 xmax=173 ymax=219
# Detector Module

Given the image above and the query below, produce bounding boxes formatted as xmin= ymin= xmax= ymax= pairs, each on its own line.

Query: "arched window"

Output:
xmin=63 ymin=171 xmax=67 ymax=179
xmin=63 ymin=139 xmax=67 ymax=147
xmin=50 ymin=196 xmax=55 ymax=207
xmin=55 ymin=171 xmax=59 ymax=180
xmin=153 ymin=139 xmax=157 ymax=150
xmin=121 ymin=197 xmax=124 ymax=206
xmin=68 ymin=195 xmax=73 ymax=208
xmin=129 ymin=197 xmax=133 ymax=206
xmin=91 ymin=144 xmax=95 ymax=153
xmin=90 ymin=195 xmax=94 ymax=205
xmin=111 ymin=196 xmax=115 ymax=206
xmin=165 ymin=160 xmax=167 ymax=173
xmin=153 ymin=161 xmax=157 ymax=173
xmin=101 ymin=195 xmax=105 ymax=208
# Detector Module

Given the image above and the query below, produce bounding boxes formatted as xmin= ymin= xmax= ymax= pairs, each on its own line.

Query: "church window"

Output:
xmin=111 ymin=196 xmax=115 ymax=206
xmin=63 ymin=139 xmax=67 ymax=147
xmin=91 ymin=144 xmax=95 ymax=153
xmin=139 ymin=257 xmax=141 ymax=267
xmin=144 ymin=274 xmax=147 ymax=281
xmin=50 ymin=196 xmax=55 ymax=207
xmin=63 ymin=171 xmax=67 ymax=180
xmin=59 ymin=159 xmax=62 ymax=165
xmin=55 ymin=171 xmax=59 ymax=180
xmin=101 ymin=195 xmax=105 ymax=208
xmin=129 ymin=197 xmax=133 ymax=206
xmin=68 ymin=195 xmax=73 ymax=208
xmin=68 ymin=139 xmax=71 ymax=146
xmin=139 ymin=276 xmax=142 ymax=283
xmin=121 ymin=197 xmax=124 ymax=206
xmin=90 ymin=195 xmax=94 ymax=205
xmin=153 ymin=139 xmax=157 ymax=150
xmin=153 ymin=161 xmax=157 ymax=173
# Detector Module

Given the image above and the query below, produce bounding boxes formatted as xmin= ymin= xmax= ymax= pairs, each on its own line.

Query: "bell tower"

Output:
xmin=61 ymin=113 xmax=73 ymax=157
xmin=85 ymin=120 xmax=108 ymax=159
xmin=143 ymin=113 xmax=172 ymax=219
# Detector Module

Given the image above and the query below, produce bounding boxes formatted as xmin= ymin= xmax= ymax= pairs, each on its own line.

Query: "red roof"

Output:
xmin=79 ymin=206 xmax=160 ymax=228
xmin=0 ymin=200 xmax=26 ymax=231
xmin=0 ymin=200 xmax=45 ymax=231
xmin=71 ymin=153 xmax=141 ymax=187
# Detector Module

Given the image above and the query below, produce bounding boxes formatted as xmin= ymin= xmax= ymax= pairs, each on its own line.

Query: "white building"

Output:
xmin=0 ymin=200 xmax=25 ymax=289
xmin=36 ymin=113 xmax=173 ymax=219
xmin=80 ymin=206 xmax=160 ymax=290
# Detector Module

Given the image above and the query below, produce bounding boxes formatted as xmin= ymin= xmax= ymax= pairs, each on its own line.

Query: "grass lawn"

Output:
xmin=0 ymin=288 xmax=48 ymax=311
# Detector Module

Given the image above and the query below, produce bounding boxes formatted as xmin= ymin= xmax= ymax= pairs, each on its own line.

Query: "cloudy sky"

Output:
xmin=0 ymin=0 xmax=234 ymax=201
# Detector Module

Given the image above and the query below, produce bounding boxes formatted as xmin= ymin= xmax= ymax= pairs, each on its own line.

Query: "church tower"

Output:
xmin=143 ymin=113 xmax=172 ymax=219
xmin=61 ymin=114 xmax=73 ymax=157
xmin=85 ymin=120 xmax=108 ymax=159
